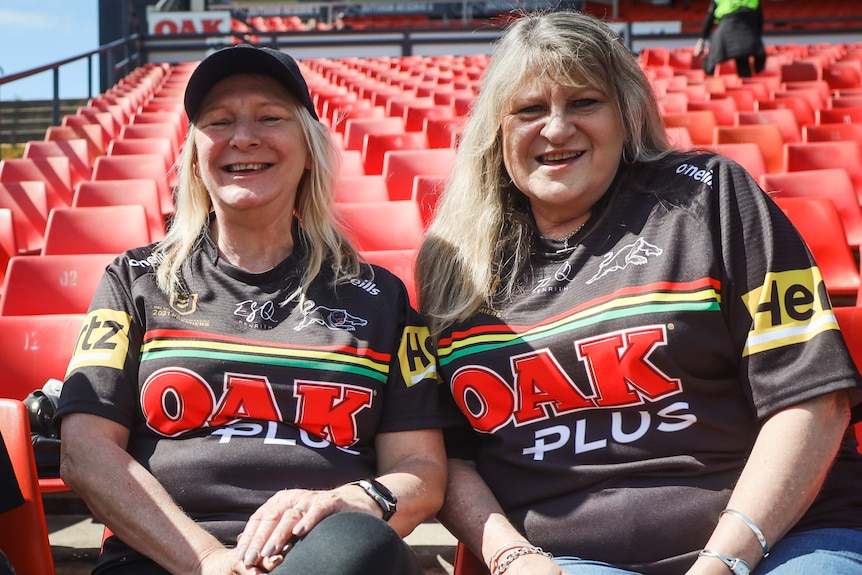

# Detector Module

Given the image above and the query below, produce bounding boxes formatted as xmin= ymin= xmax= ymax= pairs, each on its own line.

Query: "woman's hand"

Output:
xmin=235 ymin=484 xmax=380 ymax=570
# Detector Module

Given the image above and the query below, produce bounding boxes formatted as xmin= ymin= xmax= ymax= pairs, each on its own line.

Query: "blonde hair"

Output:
xmin=417 ymin=10 xmax=671 ymax=337
xmin=155 ymin=98 xmax=360 ymax=295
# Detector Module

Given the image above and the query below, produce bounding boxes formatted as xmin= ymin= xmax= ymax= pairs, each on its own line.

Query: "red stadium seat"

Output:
xmin=0 ymin=314 xmax=84 ymax=400
xmin=714 ymin=125 xmax=785 ymax=174
xmin=773 ymin=197 xmax=860 ymax=304
xmin=333 ymin=175 xmax=390 ymax=203
xmin=710 ymin=143 xmax=766 ymax=182
xmin=362 ymin=132 xmax=429 ymax=175
xmin=343 ymin=117 xmax=405 ymax=151
xmin=337 ymin=201 xmax=424 ymax=251
xmin=0 ymin=156 xmax=73 ymax=210
xmin=816 ymin=106 xmax=862 ymax=125
xmin=24 ymin=139 xmax=92 ymax=187
xmin=46 ymin=124 xmax=106 ymax=164
xmin=412 ymin=175 xmax=447 ymax=227
xmin=92 ymin=154 xmax=175 ymax=216
xmin=0 ymin=398 xmax=56 ymax=575
xmin=803 ymin=123 xmax=862 ymax=147
xmin=761 ymin=169 xmax=862 ymax=248
xmin=783 ymin=141 xmax=862 ymax=203
xmin=382 ymin=148 xmax=455 ymax=201
xmin=662 ymin=111 xmax=717 ymax=146
xmin=73 ymin=179 xmax=167 ymax=241
xmin=735 ymin=109 xmax=801 ymax=144
xmin=0 ymin=181 xmax=48 ymax=255
xmin=42 ymin=205 xmax=151 ymax=255
xmin=0 ymin=253 xmax=114 ymax=316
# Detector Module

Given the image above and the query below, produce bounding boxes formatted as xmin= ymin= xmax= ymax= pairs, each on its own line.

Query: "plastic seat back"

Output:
xmin=0 ymin=399 xmax=55 ymax=575
xmin=24 ymin=139 xmax=92 ymax=187
xmin=0 ymin=253 xmax=114 ymax=316
xmin=73 ymin=179 xmax=167 ymax=240
xmin=783 ymin=141 xmax=862 ymax=203
xmin=334 ymin=176 xmax=390 ymax=203
xmin=343 ymin=117 xmax=405 ymax=151
xmin=362 ymin=132 xmax=428 ymax=175
xmin=714 ymin=125 xmax=785 ymax=174
xmin=773 ymin=197 xmax=860 ymax=303
xmin=0 ymin=157 xmax=73 ymax=211
xmin=0 ymin=181 xmax=49 ymax=255
xmin=382 ymin=148 xmax=455 ymax=201
xmin=92 ymin=154 xmax=175 ymax=216
xmin=663 ymin=111 xmax=717 ymax=146
xmin=762 ymin=169 xmax=862 ymax=248
xmin=0 ymin=313 xmax=84 ymax=400
xmin=735 ymin=109 xmax=801 ymax=144
xmin=710 ymin=143 xmax=766 ymax=182
xmin=337 ymin=200 xmax=424 ymax=251
xmin=42 ymin=205 xmax=151 ymax=255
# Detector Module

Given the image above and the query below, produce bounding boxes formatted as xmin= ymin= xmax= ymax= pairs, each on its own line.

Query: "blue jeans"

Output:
xmin=553 ymin=528 xmax=862 ymax=574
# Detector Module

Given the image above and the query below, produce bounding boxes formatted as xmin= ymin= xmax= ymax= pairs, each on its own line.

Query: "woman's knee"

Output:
xmin=755 ymin=528 xmax=862 ymax=574
xmin=274 ymin=512 xmax=421 ymax=575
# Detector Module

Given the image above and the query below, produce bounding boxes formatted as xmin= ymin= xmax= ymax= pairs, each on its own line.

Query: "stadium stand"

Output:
xmin=6 ymin=4 xmax=862 ymax=573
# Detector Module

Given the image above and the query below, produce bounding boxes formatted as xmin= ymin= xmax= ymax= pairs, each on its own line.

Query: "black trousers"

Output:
xmin=93 ymin=512 xmax=423 ymax=575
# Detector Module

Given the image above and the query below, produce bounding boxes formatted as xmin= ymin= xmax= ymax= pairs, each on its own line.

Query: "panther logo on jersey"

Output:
xmin=586 ymin=237 xmax=663 ymax=285
xmin=294 ymin=299 xmax=368 ymax=332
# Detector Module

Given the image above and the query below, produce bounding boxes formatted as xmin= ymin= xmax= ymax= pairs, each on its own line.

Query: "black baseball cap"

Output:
xmin=184 ymin=44 xmax=319 ymax=122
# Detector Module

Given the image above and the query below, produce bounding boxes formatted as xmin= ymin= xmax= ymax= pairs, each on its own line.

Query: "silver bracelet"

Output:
xmin=491 ymin=545 xmax=553 ymax=575
xmin=699 ymin=549 xmax=752 ymax=575
xmin=721 ymin=508 xmax=770 ymax=557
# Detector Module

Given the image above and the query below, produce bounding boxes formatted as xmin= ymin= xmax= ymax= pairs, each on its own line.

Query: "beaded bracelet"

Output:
xmin=721 ymin=508 xmax=770 ymax=557
xmin=491 ymin=545 xmax=553 ymax=575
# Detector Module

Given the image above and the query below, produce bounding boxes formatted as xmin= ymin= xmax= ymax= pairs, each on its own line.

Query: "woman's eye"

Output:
xmin=517 ymin=105 xmax=544 ymax=115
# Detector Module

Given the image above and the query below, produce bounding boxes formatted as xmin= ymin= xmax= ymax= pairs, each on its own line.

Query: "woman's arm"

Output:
xmin=438 ymin=458 xmax=564 ymax=575
xmin=237 ymin=428 xmax=448 ymax=569
xmin=60 ymin=413 xmax=246 ymax=575
xmin=686 ymin=390 xmax=851 ymax=575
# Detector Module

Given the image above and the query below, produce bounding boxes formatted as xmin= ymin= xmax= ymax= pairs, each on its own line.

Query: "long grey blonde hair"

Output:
xmin=154 ymin=99 xmax=360 ymax=295
xmin=416 ymin=10 xmax=672 ymax=338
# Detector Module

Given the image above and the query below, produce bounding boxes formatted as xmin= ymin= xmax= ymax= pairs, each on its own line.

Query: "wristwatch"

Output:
xmin=349 ymin=478 xmax=398 ymax=521
xmin=699 ymin=549 xmax=751 ymax=575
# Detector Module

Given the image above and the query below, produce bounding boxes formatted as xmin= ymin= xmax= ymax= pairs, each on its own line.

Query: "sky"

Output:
xmin=0 ymin=0 xmax=99 ymax=102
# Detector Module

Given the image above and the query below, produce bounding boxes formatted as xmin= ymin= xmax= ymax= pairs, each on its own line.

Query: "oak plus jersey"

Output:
xmin=439 ymin=153 xmax=862 ymax=574
xmin=56 ymin=232 xmax=457 ymax=556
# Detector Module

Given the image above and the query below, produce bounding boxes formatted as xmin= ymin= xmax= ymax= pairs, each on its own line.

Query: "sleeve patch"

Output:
xmin=66 ymin=309 xmax=132 ymax=374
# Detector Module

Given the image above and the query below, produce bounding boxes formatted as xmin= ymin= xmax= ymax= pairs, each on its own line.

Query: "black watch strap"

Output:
xmin=349 ymin=478 xmax=398 ymax=521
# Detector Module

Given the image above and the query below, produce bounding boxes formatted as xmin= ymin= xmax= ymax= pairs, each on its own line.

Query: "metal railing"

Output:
xmin=0 ymin=35 xmax=144 ymax=131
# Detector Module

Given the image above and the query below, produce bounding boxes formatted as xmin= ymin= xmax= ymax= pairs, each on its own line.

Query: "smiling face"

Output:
xmin=193 ymin=73 xmax=311 ymax=221
xmin=501 ymin=72 xmax=625 ymax=238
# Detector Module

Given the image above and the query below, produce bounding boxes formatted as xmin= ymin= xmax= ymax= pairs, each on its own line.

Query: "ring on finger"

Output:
xmin=293 ymin=506 xmax=305 ymax=515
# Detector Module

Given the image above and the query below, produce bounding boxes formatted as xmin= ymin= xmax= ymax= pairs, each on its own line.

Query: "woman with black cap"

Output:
xmin=54 ymin=44 xmax=459 ymax=575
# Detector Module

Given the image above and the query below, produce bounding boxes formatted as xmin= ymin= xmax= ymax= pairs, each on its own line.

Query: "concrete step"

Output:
xmin=47 ymin=513 xmax=458 ymax=574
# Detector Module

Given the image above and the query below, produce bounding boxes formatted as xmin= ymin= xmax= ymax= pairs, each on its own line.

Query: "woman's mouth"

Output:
xmin=538 ymin=151 xmax=584 ymax=165
xmin=225 ymin=163 xmax=271 ymax=173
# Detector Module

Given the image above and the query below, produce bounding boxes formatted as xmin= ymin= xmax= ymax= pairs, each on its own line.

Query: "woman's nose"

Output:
xmin=230 ymin=119 xmax=260 ymax=148
xmin=541 ymin=107 xmax=576 ymax=142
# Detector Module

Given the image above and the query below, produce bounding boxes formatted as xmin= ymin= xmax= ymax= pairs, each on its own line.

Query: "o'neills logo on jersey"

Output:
xmin=127 ymin=251 xmax=166 ymax=268
xmin=350 ymin=277 xmax=380 ymax=296
xmin=675 ymin=163 xmax=713 ymax=187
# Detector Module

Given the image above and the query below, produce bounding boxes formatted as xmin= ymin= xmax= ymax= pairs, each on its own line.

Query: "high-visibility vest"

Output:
xmin=714 ymin=0 xmax=760 ymax=22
